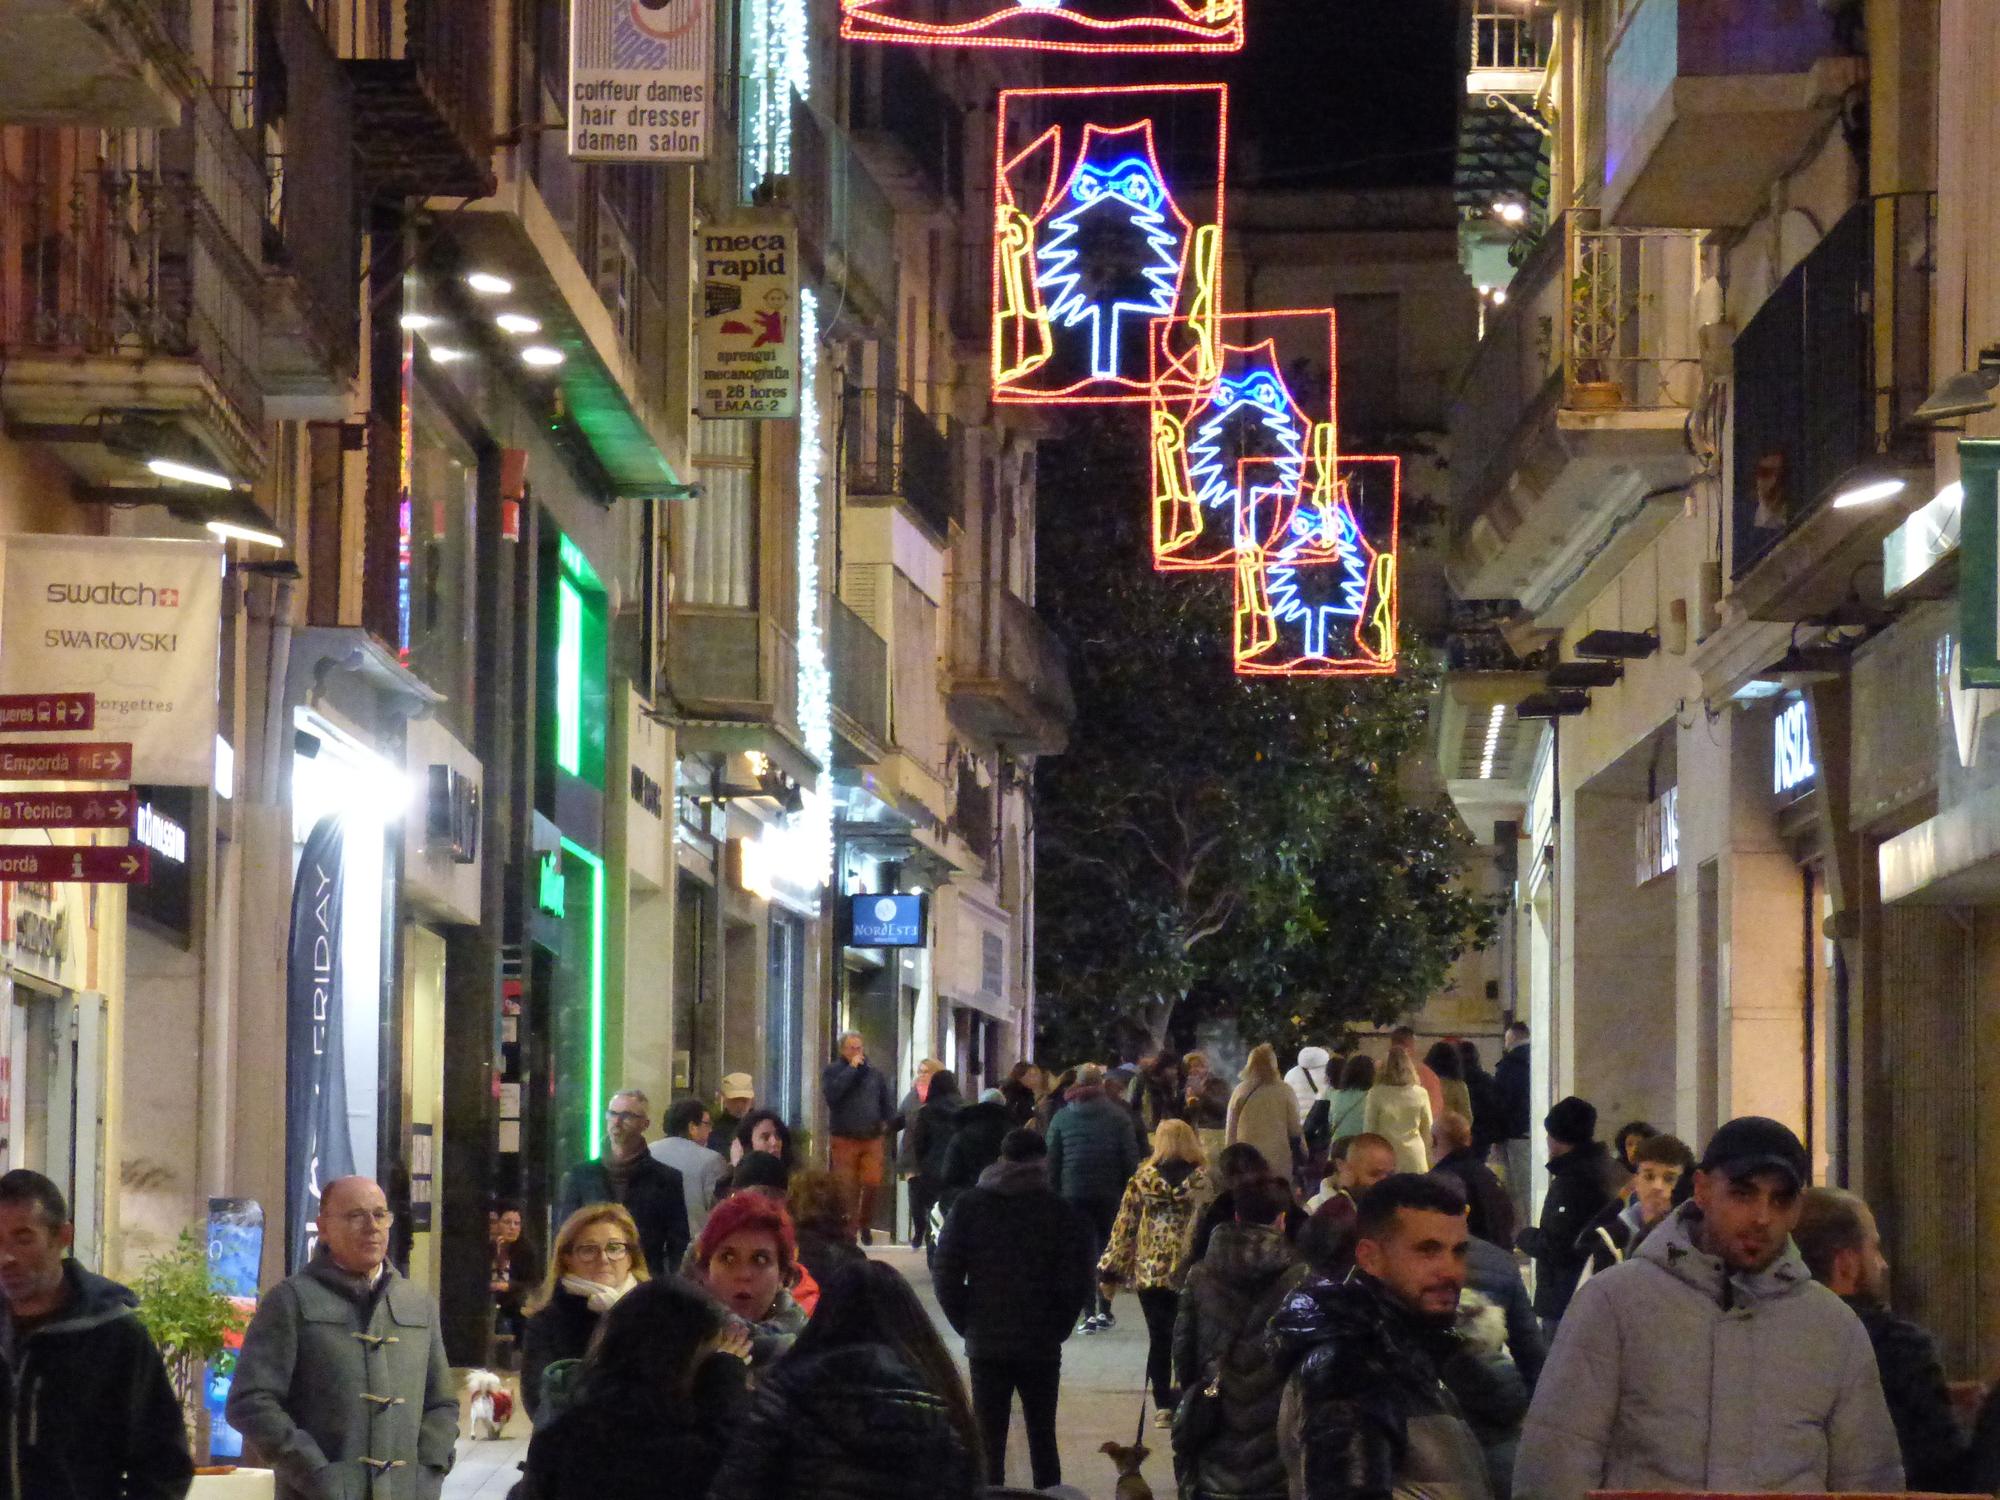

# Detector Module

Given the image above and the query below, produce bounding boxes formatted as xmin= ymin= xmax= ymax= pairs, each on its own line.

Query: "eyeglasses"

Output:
xmin=570 ymin=1241 xmax=633 ymax=1263
xmin=607 ymin=1110 xmax=647 ymax=1123
xmin=337 ymin=1209 xmax=394 ymax=1229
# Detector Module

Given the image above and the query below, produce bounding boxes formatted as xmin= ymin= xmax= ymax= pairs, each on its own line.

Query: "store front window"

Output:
xmin=401 ymin=359 xmax=481 ymax=734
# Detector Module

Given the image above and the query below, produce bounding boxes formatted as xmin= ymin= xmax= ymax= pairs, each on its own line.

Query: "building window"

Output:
xmin=677 ymin=418 xmax=758 ymax=606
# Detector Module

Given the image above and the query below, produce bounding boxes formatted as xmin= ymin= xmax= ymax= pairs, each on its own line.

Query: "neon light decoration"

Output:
xmin=1149 ymin=309 xmax=1338 ymax=570
xmin=841 ymin=0 xmax=1242 ymax=54
xmin=1232 ymin=452 xmax=1400 ymax=676
xmin=993 ymin=85 xmax=1226 ymax=404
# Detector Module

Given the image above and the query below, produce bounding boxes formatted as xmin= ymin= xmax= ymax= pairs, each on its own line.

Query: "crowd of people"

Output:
xmin=18 ymin=1021 xmax=2000 ymax=1500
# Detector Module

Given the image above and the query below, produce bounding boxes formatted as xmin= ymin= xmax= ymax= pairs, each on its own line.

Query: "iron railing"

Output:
xmin=1563 ymin=206 xmax=1703 ymax=408
xmin=948 ymin=581 xmax=1076 ymax=733
xmin=845 ymin=388 xmax=955 ymax=537
xmin=1471 ymin=2 xmax=1541 ymax=74
xmin=830 ymin=599 xmax=890 ymax=749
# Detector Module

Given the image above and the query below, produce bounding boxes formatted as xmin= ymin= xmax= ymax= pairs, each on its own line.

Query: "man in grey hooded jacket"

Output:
xmin=1513 ymin=1117 xmax=1902 ymax=1500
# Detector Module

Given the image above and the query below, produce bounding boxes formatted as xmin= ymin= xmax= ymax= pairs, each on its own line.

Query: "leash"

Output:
xmin=1134 ymin=1389 xmax=1148 ymax=1447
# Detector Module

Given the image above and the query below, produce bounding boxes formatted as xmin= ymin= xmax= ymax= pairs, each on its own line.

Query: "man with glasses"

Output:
xmin=556 ymin=1088 xmax=691 ymax=1275
xmin=230 ymin=1176 xmax=459 ymax=1499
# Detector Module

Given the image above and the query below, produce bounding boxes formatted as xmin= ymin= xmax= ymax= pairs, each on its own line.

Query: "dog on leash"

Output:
xmin=1099 ymin=1439 xmax=1154 ymax=1500
xmin=465 ymin=1369 xmax=514 ymax=1439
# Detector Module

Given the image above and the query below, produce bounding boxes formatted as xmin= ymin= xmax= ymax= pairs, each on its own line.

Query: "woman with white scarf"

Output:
xmin=523 ymin=1203 xmax=650 ymax=1419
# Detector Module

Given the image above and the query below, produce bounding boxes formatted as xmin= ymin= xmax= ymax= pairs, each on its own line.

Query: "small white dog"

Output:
xmin=464 ymin=1369 xmax=514 ymax=1439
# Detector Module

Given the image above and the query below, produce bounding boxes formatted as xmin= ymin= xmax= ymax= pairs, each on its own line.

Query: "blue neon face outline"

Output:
xmin=1182 ymin=354 xmax=1308 ymax=555
xmin=1034 ymin=147 xmax=1186 ymax=381
xmin=1262 ymin=490 xmax=1373 ymax=659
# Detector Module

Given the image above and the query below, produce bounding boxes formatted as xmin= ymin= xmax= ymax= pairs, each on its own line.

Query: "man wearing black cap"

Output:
xmin=1514 ymin=1095 xmax=1619 ymax=1335
xmin=1514 ymin=1117 xmax=1902 ymax=1500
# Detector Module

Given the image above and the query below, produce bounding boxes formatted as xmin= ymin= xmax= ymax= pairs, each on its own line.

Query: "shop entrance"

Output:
xmin=4 ymin=976 xmax=105 ymax=1265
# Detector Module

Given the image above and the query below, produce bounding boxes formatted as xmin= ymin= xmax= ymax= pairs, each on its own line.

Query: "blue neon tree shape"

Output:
xmin=1183 ymin=361 xmax=1307 ymax=549
xmin=1263 ymin=490 xmax=1374 ymax=659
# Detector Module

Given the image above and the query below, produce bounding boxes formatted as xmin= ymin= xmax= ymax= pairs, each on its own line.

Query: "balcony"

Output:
xmin=793 ymin=97 xmax=898 ymax=327
xmin=1725 ymin=193 xmax=1934 ymax=622
xmin=846 ymin=388 xmax=956 ymax=540
xmin=830 ymin=598 xmax=891 ymax=766
xmin=851 ymin=48 xmax=964 ymax=207
xmin=0 ymin=0 xmax=188 ymax=127
xmin=664 ymin=605 xmax=820 ymax=784
xmin=0 ymin=113 xmax=266 ymax=487
xmin=341 ymin=0 xmax=494 ymax=201
xmin=1467 ymin=1 xmax=1546 ymax=96
xmin=1448 ymin=208 xmax=1702 ymax=625
xmin=259 ymin=0 xmax=359 ymax=416
xmin=946 ymin=581 xmax=1074 ymax=755
xmin=1603 ymin=0 xmax=1863 ymax=228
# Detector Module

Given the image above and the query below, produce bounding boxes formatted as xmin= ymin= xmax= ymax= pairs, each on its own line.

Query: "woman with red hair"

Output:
xmin=689 ymin=1192 xmax=807 ymax=1367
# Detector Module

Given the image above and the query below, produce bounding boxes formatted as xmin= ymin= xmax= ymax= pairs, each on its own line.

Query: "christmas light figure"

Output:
xmin=840 ymin=0 xmax=1242 ymax=55
xmin=993 ymin=85 xmax=1226 ymax=404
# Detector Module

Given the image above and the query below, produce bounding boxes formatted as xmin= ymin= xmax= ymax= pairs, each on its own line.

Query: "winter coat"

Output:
xmin=1512 ymin=1201 xmax=1904 ymax=1500
xmin=822 ymin=1059 xmax=899 ymax=1139
xmin=1270 ymin=1274 xmax=1496 ymax=1500
xmin=1321 ymin=1087 xmax=1369 ymax=1146
xmin=1362 ymin=1082 xmax=1432 ymax=1173
xmin=939 ymin=1099 xmax=1010 ymax=1197
xmin=706 ymin=1342 xmax=980 ymax=1500
xmin=1449 ymin=1291 xmax=1531 ymax=1500
xmin=0 ymin=1260 xmax=190 ymax=1500
xmin=1433 ymin=1146 xmax=1516 ymax=1249
xmin=1226 ymin=1079 xmax=1303 ymax=1178
xmin=1463 ymin=1234 xmax=1543 ymax=1392
xmin=1098 ymin=1159 xmax=1211 ymax=1293
xmin=895 ymin=1087 xmax=926 ymax=1173
xmin=1192 ymin=1190 xmax=1308 ymax=1263
xmin=1573 ymin=1198 xmax=1643 ymax=1290
xmin=1515 ymin=1140 xmax=1620 ymax=1320
xmin=1844 ymin=1295 xmax=1967 ymax=1493
xmin=1492 ymin=1045 xmax=1530 ymax=1140
xmin=1285 ymin=1048 xmax=1333 ymax=1122
xmin=999 ymin=1080 xmax=1039 ymax=1129
xmin=1171 ymin=1224 xmax=1311 ymax=1499
xmin=933 ymin=1158 xmax=1096 ymax=1360
xmin=556 ymin=1153 xmax=690 ymax=1282
xmin=520 ymin=1288 xmax=601 ymax=1419
xmin=228 ymin=1253 xmax=458 ymax=1500
xmin=1045 ymin=1085 xmax=1143 ymax=1205
xmin=910 ymin=1093 xmax=963 ymax=1180
xmin=1185 ymin=1071 xmax=1232 ymax=1130
xmin=650 ymin=1133 xmax=728 ymax=1237
xmin=1463 ymin=1066 xmax=1503 ymax=1156
xmin=519 ymin=1352 xmax=744 ymax=1499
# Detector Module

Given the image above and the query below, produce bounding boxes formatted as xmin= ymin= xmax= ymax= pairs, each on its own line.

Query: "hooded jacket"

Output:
xmin=706 ymin=1342 xmax=979 ymax=1500
xmin=228 ymin=1252 xmax=458 ymax=1500
xmin=0 ymin=1261 xmax=191 ymax=1500
xmin=1512 ymin=1202 xmax=1903 ymax=1500
xmin=1843 ymin=1295 xmax=1966 ymax=1493
xmin=939 ymin=1100 xmax=1009 ymax=1196
xmin=1269 ymin=1274 xmax=1496 ymax=1500
xmin=521 ymin=1350 xmax=745 ymax=1498
xmin=1098 ymin=1159 xmax=1210 ymax=1293
xmin=1171 ymin=1224 xmax=1310 ymax=1498
xmin=1515 ymin=1140 xmax=1619 ymax=1320
xmin=933 ymin=1157 xmax=1095 ymax=1360
xmin=1045 ymin=1085 xmax=1143 ymax=1205
xmin=1285 ymin=1048 xmax=1333 ymax=1122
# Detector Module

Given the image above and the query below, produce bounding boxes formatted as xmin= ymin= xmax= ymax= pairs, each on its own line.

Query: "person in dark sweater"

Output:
xmin=1192 ymin=1143 xmax=1308 ymax=1262
xmin=934 ymin=1129 xmax=1094 ymax=1491
xmin=1514 ymin=1095 xmax=1621 ymax=1332
xmin=908 ymin=1068 xmax=964 ymax=1253
xmin=1431 ymin=1112 xmax=1516 ymax=1248
xmin=824 ymin=1032 xmax=901 ymax=1244
xmin=555 ymin=1089 xmax=690 ymax=1280
xmin=1045 ymin=1064 xmax=1143 ymax=1322
xmin=1795 ymin=1186 xmax=1968 ymax=1493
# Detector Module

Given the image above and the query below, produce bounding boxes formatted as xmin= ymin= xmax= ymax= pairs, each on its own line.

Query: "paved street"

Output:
xmin=441 ymin=1243 xmax=1174 ymax=1499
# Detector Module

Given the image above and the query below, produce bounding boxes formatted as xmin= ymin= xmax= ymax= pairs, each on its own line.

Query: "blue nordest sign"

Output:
xmin=850 ymin=893 xmax=927 ymax=947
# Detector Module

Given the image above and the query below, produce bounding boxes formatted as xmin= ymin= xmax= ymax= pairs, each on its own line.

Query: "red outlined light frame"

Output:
xmin=1231 ymin=452 xmax=1400 ymax=678
xmin=1149 ymin=308 xmax=1339 ymax=571
xmin=840 ymin=0 xmax=1243 ymax=53
xmin=991 ymin=83 xmax=1228 ymax=406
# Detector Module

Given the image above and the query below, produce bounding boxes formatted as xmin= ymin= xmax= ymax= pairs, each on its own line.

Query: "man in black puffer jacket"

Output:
xmin=1514 ymin=1096 xmax=1620 ymax=1333
xmin=1270 ymin=1174 xmax=1499 ymax=1500
xmin=1173 ymin=1175 xmax=1309 ymax=1499
xmin=934 ymin=1129 xmax=1094 ymax=1491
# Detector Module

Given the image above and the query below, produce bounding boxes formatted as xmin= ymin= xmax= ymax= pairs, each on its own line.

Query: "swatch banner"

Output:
xmin=0 ymin=534 xmax=222 ymax=786
xmin=285 ymin=816 xmax=354 ymax=1271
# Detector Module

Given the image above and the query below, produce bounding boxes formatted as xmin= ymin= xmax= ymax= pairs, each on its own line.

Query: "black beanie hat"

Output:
xmin=1544 ymin=1095 xmax=1598 ymax=1147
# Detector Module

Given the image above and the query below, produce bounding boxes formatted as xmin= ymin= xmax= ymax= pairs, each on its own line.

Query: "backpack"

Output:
xmin=1302 ymin=1098 xmax=1333 ymax=1155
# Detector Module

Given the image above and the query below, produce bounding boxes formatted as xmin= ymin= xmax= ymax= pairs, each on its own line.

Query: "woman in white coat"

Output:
xmin=1363 ymin=1044 xmax=1433 ymax=1172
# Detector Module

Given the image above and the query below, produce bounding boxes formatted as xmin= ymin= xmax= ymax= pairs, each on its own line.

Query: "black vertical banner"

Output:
xmin=286 ymin=815 xmax=355 ymax=1270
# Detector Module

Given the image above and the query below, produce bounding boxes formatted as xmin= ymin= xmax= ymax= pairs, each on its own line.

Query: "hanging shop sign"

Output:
xmin=0 ymin=790 xmax=134 ymax=831
xmin=0 ymin=693 xmax=94 ymax=732
xmin=1958 ymin=440 xmax=2000 ymax=687
xmin=697 ymin=218 xmax=799 ymax=418
xmin=1774 ymin=697 xmax=1817 ymax=798
xmin=0 ymin=845 xmax=148 ymax=883
xmin=849 ymin=892 xmax=927 ymax=947
xmin=0 ymin=535 xmax=222 ymax=786
xmin=128 ymin=785 xmax=195 ymax=945
xmin=285 ymin=815 xmax=355 ymax=1272
xmin=569 ymin=0 xmax=713 ymax=162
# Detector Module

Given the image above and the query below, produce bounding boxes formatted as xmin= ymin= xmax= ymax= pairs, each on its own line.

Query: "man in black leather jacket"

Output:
xmin=1270 ymin=1173 xmax=1510 ymax=1500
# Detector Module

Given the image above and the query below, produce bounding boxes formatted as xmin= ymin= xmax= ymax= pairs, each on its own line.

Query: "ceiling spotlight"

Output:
xmin=1490 ymin=288 xmax=1508 ymax=305
xmin=520 ymin=345 xmax=565 ymax=368
xmin=147 ymin=457 xmax=234 ymax=491
xmin=399 ymin=311 xmax=437 ymax=330
xmin=206 ymin=517 xmax=285 ymax=549
xmin=1830 ymin=477 xmax=1907 ymax=510
xmin=1913 ymin=343 xmax=2000 ymax=424
xmin=466 ymin=272 xmax=514 ymax=296
xmin=495 ymin=312 xmax=542 ymax=335
xmin=425 ymin=346 xmax=469 ymax=364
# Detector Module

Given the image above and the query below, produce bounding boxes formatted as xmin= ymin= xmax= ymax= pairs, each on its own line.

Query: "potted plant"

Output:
xmin=133 ymin=1229 xmax=247 ymax=1466
xmin=1569 ymin=261 xmax=1626 ymax=410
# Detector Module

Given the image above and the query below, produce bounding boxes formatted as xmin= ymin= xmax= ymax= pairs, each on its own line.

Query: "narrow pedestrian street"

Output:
xmin=442 ymin=1245 xmax=1173 ymax=1500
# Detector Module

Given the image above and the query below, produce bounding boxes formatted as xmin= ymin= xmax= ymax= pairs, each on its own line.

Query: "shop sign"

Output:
xmin=696 ymin=218 xmax=799 ymax=419
xmin=537 ymin=850 xmax=567 ymax=919
xmin=0 ymin=741 xmax=131 ymax=781
xmin=0 ymin=790 xmax=133 ymax=831
xmin=424 ymin=765 xmax=480 ymax=865
xmin=849 ymin=892 xmax=926 ymax=947
xmin=408 ymin=1123 xmax=434 ymax=1232
xmin=1774 ymin=697 xmax=1817 ymax=797
xmin=0 ymin=845 xmax=148 ymax=883
xmin=129 ymin=785 xmax=195 ymax=945
xmin=568 ymin=0 xmax=712 ymax=163
xmin=0 ymin=535 xmax=222 ymax=786
xmin=1635 ymin=786 xmax=1678 ymax=885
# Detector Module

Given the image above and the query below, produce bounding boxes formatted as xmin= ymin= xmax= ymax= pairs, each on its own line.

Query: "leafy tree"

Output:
xmin=1033 ymin=411 xmax=1495 ymax=1064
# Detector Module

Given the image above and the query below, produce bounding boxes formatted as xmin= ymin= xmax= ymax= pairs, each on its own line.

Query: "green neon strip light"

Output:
xmin=556 ymin=577 xmax=582 ymax=775
xmin=558 ymin=534 xmax=602 ymax=592
xmin=563 ymin=836 xmax=607 ymax=1162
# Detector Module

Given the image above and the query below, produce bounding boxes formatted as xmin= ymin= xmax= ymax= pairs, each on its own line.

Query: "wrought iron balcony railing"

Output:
xmin=845 ymin=388 xmax=955 ymax=538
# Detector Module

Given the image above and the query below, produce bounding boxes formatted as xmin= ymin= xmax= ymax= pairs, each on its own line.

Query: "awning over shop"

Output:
xmin=1880 ymin=778 xmax=2000 ymax=904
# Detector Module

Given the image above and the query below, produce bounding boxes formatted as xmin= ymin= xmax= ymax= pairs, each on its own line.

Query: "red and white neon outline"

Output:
xmin=841 ymin=0 xmax=1242 ymax=54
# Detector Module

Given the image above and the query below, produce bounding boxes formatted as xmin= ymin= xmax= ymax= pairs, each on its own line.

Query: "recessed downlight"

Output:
xmin=399 ymin=311 xmax=437 ymax=330
xmin=426 ymin=346 xmax=469 ymax=364
xmin=495 ymin=312 xmax=542 ymax=335
xmin=521 ymin=345 xmax=565 ymax=368
xmin=466 ymin=272 xmax=514 ymax=296
xmin=1831 ymin=478 xmax=1907 ymax=510
xmin=147 ymin=457 xmax=234 ymax=491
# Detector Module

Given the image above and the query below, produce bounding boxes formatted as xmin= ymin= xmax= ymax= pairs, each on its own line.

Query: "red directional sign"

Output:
xmin=0 ymin=694 xmax=95 ymax=733
xmin=0 ymin=791 xmax=134 ymax=831
xmin=0 ymin=845 xmax=149 ymax=884
xmin=0 ymin=742 xmax=132 ymax=781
